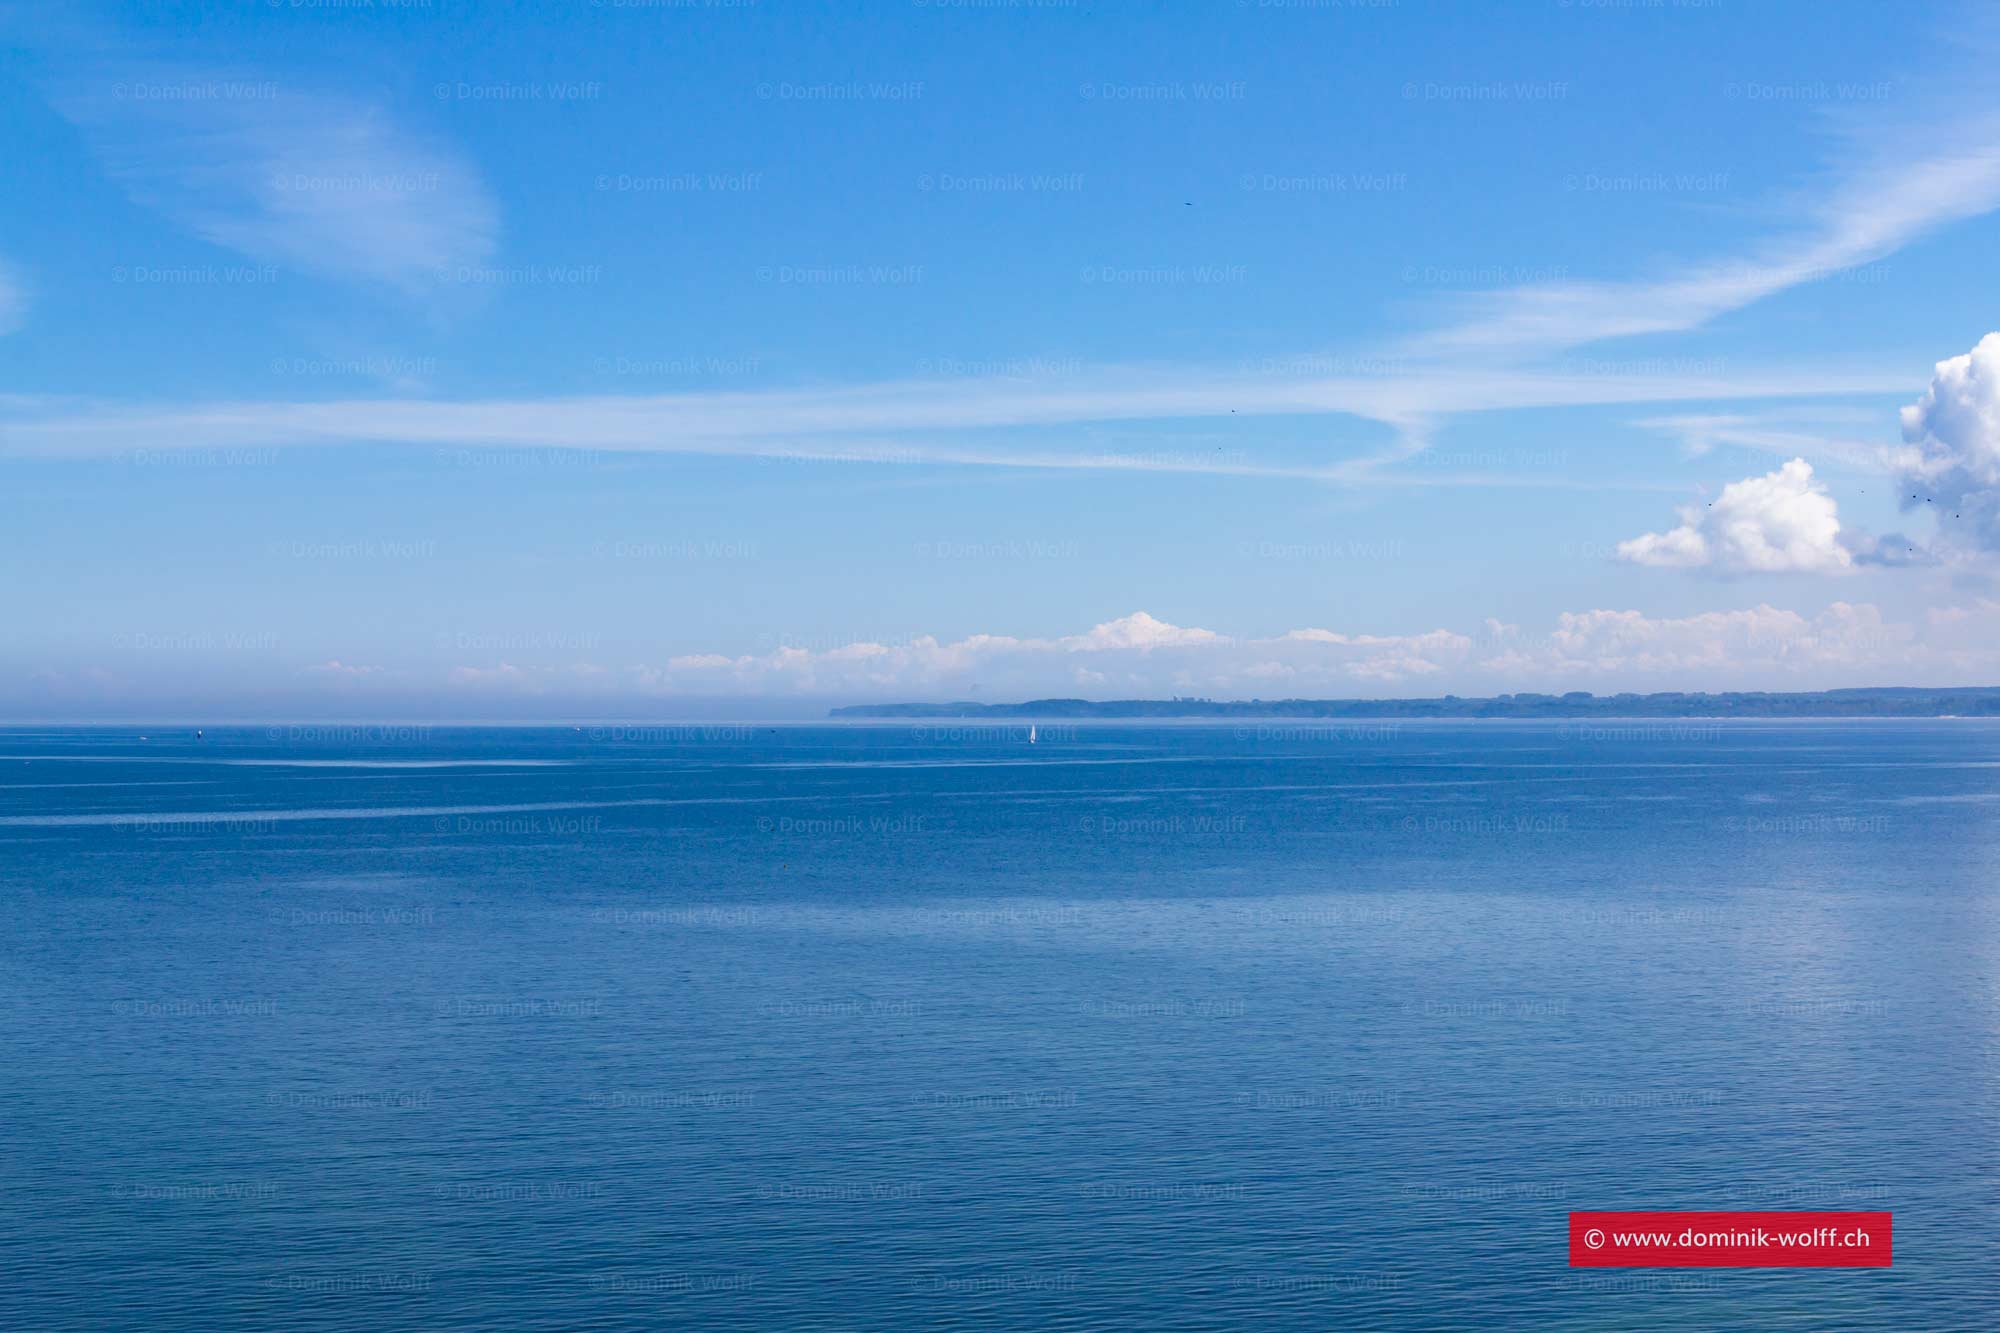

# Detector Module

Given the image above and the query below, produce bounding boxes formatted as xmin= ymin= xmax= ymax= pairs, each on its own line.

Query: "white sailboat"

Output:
xmin=1028 ymin=725 xmax=1037 ymax=744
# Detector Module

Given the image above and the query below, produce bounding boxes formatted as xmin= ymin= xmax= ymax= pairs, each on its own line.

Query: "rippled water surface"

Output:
xmin=3 ymin=721 xmax=1996 ymax=1330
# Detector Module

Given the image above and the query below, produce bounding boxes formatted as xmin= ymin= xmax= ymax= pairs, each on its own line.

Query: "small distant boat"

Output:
xmin=1028 ymin=725 xmax=1037 ymax=744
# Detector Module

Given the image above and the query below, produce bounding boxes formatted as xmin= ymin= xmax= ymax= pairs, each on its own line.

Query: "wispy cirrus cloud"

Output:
xmin=0 ymin=257 xmax=24 ymax=335
xmin=1407 ymin=9 xmax=2000 ymax=360
xmin=0 ymin=360 xmax=1916 ymax=486
xmin=0 ymin=84 xmax=1964 ymax=481
xmin=49 ymin=59 xmax=497 ymax=298
xmin=1631 ymin=410 xmax=1907 ymax=474
xmin=2 ymin=23 xmax=1993 ymax=489
xmin=1415 ymin=62 xmax=2000 ymax=358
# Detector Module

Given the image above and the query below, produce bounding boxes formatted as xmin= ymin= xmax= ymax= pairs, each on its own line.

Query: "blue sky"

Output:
xmin=4 ymin=0 xmax=2000 ymax=718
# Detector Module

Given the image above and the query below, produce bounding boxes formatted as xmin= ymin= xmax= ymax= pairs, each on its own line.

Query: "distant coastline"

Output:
xmin=832 ymin=687 xmax=2000 ymax=720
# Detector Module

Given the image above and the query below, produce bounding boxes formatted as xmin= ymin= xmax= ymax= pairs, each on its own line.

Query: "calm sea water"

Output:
xmin=2 ymin=721 xmax=1995 ymax=1330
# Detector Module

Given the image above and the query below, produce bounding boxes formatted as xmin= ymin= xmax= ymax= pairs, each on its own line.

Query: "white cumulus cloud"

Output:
xmin=1899 ymin=331 xmax=2000 ymax=552
xmin=303 ymin=659 xmax=380 ymax=677
xmin=1618 ymin=458 xmax=1855 ymax=574
xmin=1064 ymin=611 xmax=1222 ymax=652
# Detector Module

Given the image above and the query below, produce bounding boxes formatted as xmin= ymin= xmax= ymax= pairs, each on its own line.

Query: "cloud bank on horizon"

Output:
xmin=618 ymin=604 xmax=1963 ymax=701
xmin=23 ymin=601 xmax=1999 ymax=718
